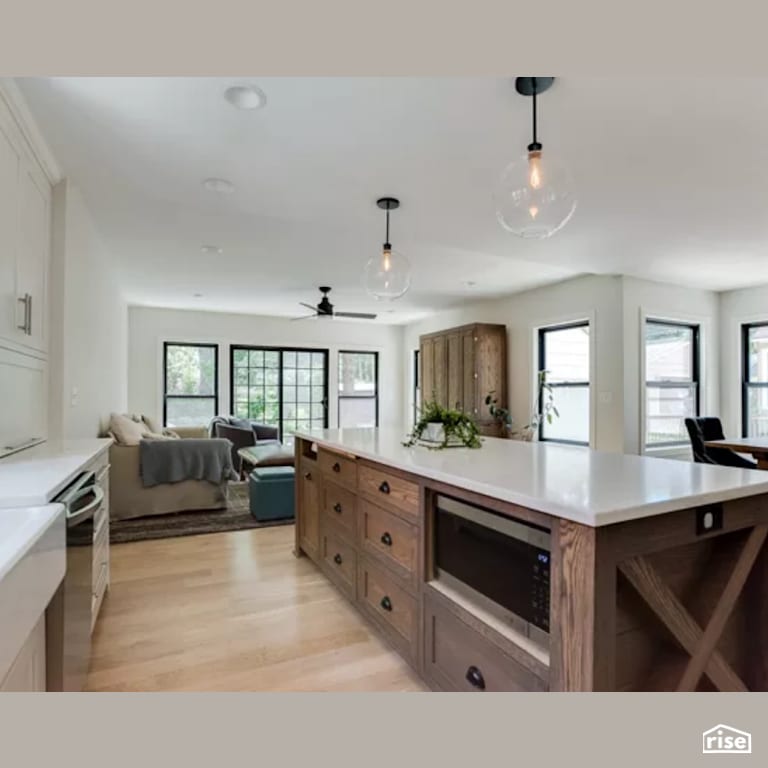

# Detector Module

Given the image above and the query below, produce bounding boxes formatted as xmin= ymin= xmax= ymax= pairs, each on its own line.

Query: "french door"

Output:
xmin=230 ymin=346 xmax=329 ymax=441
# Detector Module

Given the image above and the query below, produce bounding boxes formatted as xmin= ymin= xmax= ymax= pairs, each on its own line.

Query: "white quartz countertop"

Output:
xmin=292 ymin=427 xmax=768 ymax=527
xmin=0 ymin=438 xmax=112 ymax=507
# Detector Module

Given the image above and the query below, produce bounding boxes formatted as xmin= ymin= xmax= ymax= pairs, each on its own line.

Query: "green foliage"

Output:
xmin=484 ymin=390 xmax=513 ymax=433
xmin=519 ymin=370 xmax=559 ymax=440
xmin=403 ymin=397 xmax=481 ymax=449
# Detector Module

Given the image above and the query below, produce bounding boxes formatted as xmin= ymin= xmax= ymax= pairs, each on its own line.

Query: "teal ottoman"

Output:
xmin=248 ymin=466 xmax=295 ymax=521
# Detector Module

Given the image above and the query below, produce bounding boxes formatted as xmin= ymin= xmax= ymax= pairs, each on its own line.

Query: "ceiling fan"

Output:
xmin=293 ymin=286 xmax=378 ymax=321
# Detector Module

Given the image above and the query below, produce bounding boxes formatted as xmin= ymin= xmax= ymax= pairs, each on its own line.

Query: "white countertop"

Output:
xmin=293 ymin=427 xmax=768 ymax=527
xmin=0 ymin=438 xmax=112 ymax=507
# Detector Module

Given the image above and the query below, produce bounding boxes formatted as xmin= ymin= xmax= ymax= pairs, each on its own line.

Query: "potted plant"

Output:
xmin=403 ymin=398 xmax=481 ymax=449
xmin=516 ymin=370 xmax=559 ymax=441
xmin=485 ymin=390 xmax=513 ymax=437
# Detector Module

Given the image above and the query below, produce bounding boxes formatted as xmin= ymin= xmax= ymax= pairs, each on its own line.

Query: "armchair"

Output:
xmin=211 ymin=417 xmax=280 ymax=475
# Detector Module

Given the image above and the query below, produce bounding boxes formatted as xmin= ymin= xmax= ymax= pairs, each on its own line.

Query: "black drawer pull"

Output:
xmin=333 ymin=553 xmax=343 ymax=565
xmin=465 ymin=666 xmax=485 ymax=691
xmin=304 ymin=472 xmax=312 ymax=480
xmin=380 ymin=532 xmax=393 ymax=546
xmin=380 ymin=595 xmax=392 ymax=612
xmin=333 ymin=502 xmax=343 ymax=514
xmin=379 ymin=481 xmax=390 ymax=494
xmin=332 ymin=462 xmax=341 ymax=473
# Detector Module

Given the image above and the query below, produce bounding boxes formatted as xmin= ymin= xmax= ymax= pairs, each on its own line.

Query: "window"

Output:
xmin=645 ymin=320 xmax=700 ymax=447
xmin=742 ymin=323 xmax=768 ymax=437
xmin=338 ymin=351 xmax=378 ymax=428
xmin=538 ymin=322 xmax=590 ymax=445
xmin=413 ymin=349 xmax=420 ymax=425
xmin=230 ymin=346 xmax=328 ymax=441
xmin=163 ymin=343 xmax=218 ymax=427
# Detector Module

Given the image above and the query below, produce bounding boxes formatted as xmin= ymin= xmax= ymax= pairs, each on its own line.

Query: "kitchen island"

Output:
xmin=292 ymin=427 xmax=768 ymax=692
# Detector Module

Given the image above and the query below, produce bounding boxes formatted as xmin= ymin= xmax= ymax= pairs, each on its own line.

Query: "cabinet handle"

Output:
xmin=465 ymin=665 xmax=486 ymax=690
xmin=379 ymin=481 xmax=390 ymax=495
xmin=304 ymin=471 xmax=312 ymax=480
xmin=380 ymin=596 xmax=392 ymax=612
xmin=333 ymin=553 xmax=343 ymax=565
xmin=16 ymin=294 xmax=30 ymax=334
xmin=380 ymin=532 xmax=392 ymax=546
xmin=27 ymin=294 xmax=32 ymax=335
xmin=332 ymin=462 xmax=341 ymax=473
xmin=333 ymin=502 xmax=342 ymax=514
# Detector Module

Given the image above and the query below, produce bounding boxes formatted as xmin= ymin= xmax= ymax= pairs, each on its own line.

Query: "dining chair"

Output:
xmin=684 ymin=417 xmax=758 ymax=469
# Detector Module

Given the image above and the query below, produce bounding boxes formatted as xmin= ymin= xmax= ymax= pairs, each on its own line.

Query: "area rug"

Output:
xmin=109 ymin=482 xmax=293 ymax=544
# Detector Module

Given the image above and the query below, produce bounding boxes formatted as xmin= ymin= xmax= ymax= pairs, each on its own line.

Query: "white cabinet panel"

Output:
xmin=0 ymin=615 xmax=46 ymax=691
xmin=0 ymin=120 xmax=21 ymax=346
xmin=0 ymin=346 xmax=47 ymax=449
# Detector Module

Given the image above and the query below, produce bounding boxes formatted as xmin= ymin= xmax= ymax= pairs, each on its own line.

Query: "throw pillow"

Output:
xmin=142 ymin=414 xmax=163 ymax=434
xmin=109 ymin=412 xmax=150 ymax=446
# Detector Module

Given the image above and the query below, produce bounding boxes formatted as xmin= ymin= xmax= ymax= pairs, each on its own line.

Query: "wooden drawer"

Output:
xmin=320 ymin=526 xmax=357 ymax=600
xmin=323 ymin=480 xmax=357 ymax=539
xmin=318 ymin=448 xmax=358 ymax=490
xmin=424 ymin=594 xmax=547 ymax=692
xmin=358 ymin=558 xmax=418 ymax=661
xmin=358 ymin=463 xmax=419 ymax=521
xmin=359 ymin=499 xmax=418 ymax=587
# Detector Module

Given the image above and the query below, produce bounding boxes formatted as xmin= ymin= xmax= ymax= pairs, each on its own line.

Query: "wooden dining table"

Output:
xmin=704 ymin=436 xmax=768 ymax=469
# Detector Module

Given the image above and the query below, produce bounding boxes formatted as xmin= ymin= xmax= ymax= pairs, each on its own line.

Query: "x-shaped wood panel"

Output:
xmin=618 ymin=524 xmax=768 ymax=692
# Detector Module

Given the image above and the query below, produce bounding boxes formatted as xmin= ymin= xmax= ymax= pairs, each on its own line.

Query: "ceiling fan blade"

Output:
xmin=291 ymin=313 xmax=317 ymax=321
xmin=299 ymin=302 xmax=318 ymax=312
xmin=335 ymin=311 xmax=378 ymax=320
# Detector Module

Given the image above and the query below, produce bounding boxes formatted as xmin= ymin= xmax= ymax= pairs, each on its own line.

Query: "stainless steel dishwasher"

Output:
xmin=51 ymin=471 xmax=103 ymax=691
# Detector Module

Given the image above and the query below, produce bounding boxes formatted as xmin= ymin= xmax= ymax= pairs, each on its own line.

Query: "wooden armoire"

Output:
xmin=419 ymin=323 xmax=507 ymax=436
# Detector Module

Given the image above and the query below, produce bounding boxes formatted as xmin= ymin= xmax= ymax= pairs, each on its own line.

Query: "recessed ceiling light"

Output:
xmin=203 ymin=177 xmax=234 ymax=194
xmin=465 ymin=280 xmax=477 ymax=287
xmin=201 ymin=245 xmax=223 ymax=255
xmin=193 ymin=293 xmax=204 ymax=298
xmin=224 ymin=85 xmax=267 ymax=110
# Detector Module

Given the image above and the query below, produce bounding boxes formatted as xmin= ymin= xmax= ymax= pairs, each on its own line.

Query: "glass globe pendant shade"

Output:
xmin=495 ymin=148 xmax=577 ymax=239
xmin=364 ymin=244 xmax=411 ymax=300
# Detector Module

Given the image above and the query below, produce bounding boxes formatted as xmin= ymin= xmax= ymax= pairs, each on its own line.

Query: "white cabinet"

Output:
xmin=0 ymin=615 xmax=46 ymax=691
xmin=0 ymin=94 xmax=51 ymax=357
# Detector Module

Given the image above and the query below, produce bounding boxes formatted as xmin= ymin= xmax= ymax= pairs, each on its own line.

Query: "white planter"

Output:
xmin=423 ymin=422 xmax=445 ymax=443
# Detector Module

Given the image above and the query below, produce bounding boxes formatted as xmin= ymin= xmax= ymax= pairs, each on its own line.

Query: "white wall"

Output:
xmin=621 ymin=277 xmax=719 ymax=456
xmin=127 ymin=306 xmax=404 ymax=429
xmin=719 ymin=284 xmax=768 ymax=438
xmin=403 ymin=275 xmax=626 ymax=452
xmin=48 ymin=180 xmax=128 ymax=438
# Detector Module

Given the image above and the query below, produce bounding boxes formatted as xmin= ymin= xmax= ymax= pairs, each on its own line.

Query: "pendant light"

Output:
xmin=364 ymin=197 xmax=411 ymax=300
xmin=495 ymin=77 xmax=576 ymax=239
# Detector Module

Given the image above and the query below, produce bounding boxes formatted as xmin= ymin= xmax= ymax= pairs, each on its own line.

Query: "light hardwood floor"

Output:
xmin=86 ymin=525 xmax=426 ymax=691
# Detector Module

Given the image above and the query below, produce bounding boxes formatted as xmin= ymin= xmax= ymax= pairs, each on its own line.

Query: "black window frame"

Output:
xmin=337 ymin=350 xmax=379 ymax=428
xmin=229 ymin=345 xmax=329 ymax=441
xmin=537 ymin=321 xmax=590 ymax=446
xmin=644 ymin=318 xmax=700 ymax=449
xmin=413 ymin=349 xmax=420 ymax=425
xmin=742 ymin=322 xmax=768 ymax=437
xmin=163 ymin=341 xmax=219 ymax=427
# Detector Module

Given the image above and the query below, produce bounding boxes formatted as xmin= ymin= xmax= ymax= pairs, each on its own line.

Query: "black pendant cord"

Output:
xmin=529 ymin=79 xmax=542 ymax=152
xmin=384 ymin=207 xmax=391 ymax=248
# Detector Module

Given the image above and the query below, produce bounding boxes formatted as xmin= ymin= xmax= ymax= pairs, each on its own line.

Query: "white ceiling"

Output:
xmin=16 ymin=77 xmax=768 ymax=324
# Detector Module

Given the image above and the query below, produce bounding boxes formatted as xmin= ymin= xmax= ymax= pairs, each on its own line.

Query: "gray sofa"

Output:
xmin=209 ymin=416 xmax=280 ymax=474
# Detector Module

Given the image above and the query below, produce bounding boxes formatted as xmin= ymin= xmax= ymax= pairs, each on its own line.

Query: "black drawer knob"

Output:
xmin=380 ymin=595 xmax=393 ymax=612
xmin=379 ymin=481 xmax=390 ymax=494
xmin=304 ymin=472 xmax=312 ymax=480
xmin=333 ymin=502 xmax=342 ymax=514
xmin=332 ymin=462 xmax=341 ymax=473
xmin=380 ymin=532 xmax=393 ymax=546
xmin=465 ymin=665 xmax=485 ymax=690
xmin=333 ymin=553 xmax=343 ymax=565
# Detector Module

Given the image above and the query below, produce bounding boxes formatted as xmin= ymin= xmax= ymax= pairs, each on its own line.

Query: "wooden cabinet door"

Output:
xmin=298 ymin=462 xmax=321 ymax=558
xmin=476 ymin=327 xmax=507 ymax=421
xmin=0 ymin=117 xmax=21 ymax=347
xmin=432 ymin=334 xmax=447 ymax=407
xmin=462 ymin=328 xmax=477 ymax=418
xmin=420 ymin=338 xmax=434 ymax=407
xmin=15 ymin=166 xmax=49 ymax=353
xmin=446 ymin=332 xmax=462 ymax=411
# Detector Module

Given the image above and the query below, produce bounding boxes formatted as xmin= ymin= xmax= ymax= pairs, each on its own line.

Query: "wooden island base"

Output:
xmin=294 ymin=437 xmax=768 ymax=692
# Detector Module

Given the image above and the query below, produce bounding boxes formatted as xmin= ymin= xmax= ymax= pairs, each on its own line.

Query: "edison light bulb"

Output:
xmin=364 ymin=245 xmax=410 ymax=300
xmin=383 ymin=247 xmax=392 ymax=272
xmin=528 ymin=150 xmax=542 ymax=190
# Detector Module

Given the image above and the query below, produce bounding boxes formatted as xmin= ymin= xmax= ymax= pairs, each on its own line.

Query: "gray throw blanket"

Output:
xmin=139 ymin=438 xmax=237 ymax=488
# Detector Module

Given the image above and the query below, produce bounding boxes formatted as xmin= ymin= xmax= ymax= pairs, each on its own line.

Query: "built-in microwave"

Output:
xmin=434 ymin=494 xmax=551 ymax=646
